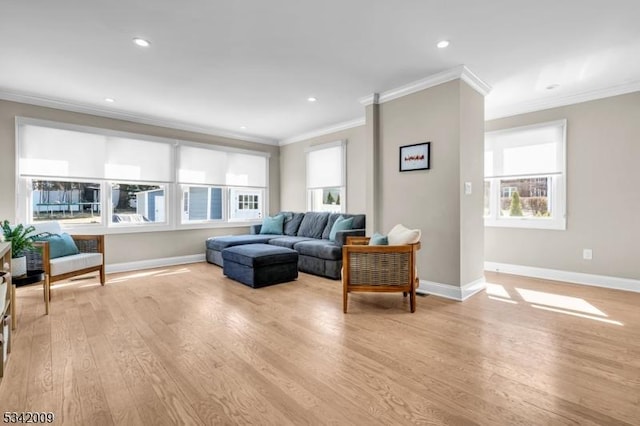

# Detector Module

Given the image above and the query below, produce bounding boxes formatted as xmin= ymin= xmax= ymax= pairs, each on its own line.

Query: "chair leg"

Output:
xmin=410 ymin=289 xmax=416 ymax=313
xmin=403 ymin=292 xmax=408 ymax=297
xmin=100 ymin=265 xmax=106 ymax=286
xmin=44 ymin=275 xmax=50 ymax=315
xmin=410 ymin=278 xmax=418 ymax=313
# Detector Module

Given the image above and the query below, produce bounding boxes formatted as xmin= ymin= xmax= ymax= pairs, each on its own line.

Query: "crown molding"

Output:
xmin=0 ymin=89 xmax=279 ymax=146
xmin=279 ymin=117 xmax=365 ymax=146
xmin=486 ymin=80 xmax=640 ymax=121
xmin=359 ymin=65 xmax=491 ymax=107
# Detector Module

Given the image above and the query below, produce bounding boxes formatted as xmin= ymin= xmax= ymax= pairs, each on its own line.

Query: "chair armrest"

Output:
xmin=335 ymin=229 xmax=366 ymax=246
xmin=344 ymin=234 xmax=369 ymax=246
xmin=250 ymin=224 xmax=262 ymax=235
xmin=71 ymin=234 xmax=105 ymax=254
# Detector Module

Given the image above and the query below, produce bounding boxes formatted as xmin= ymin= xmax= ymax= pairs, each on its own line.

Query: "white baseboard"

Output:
xmin=484 ymin=261 xmax=640 ymax=293
xmin=106 ymin=254 xmax=205 ymax=274
xmin=417 ymin=277 xmax=486 ymax=302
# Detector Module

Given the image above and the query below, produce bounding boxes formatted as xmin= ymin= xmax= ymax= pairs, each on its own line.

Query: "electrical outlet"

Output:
xmin=583 ymin=249 xmax=593 ymax=260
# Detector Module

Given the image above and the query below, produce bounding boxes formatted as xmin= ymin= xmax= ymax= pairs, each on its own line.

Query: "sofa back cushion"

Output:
xmin=279 ymin=211 xmax=305 ymax=236
xmin=297 ymin=212 xmax=329 ymax=239
xmin=322 ymin=213 xmax=366 ymax=239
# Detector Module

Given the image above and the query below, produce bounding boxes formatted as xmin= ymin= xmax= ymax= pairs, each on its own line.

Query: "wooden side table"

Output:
xmin=0 ymin=242 xmax=13 ymax=379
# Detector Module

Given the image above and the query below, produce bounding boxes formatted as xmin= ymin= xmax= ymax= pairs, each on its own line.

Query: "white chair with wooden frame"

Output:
xmin=342 ymin=236 xmax=420 ymax=313
xmin=25 ymin=221 xmax=105 ymax=300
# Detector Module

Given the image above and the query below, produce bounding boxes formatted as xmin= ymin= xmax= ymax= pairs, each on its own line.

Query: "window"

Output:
xmin=31 ymin=179 xmax=102 ymax=224
xmin=484 ymin=120 xmax=566 ymax=230
xmin=181 ymin=186 xmax=223 ymax=222
xmin=177 ymin=144 xmax=268 ymax=224
xmin=229 ymin=188 xmax=264 ymax=221
xmin=112 ymin=183 xmax=166 ymax=224
xmin=306 ymin=140 xmax=346 ymax=213
xmin=16 ymin=117 xmax=269 ymax=232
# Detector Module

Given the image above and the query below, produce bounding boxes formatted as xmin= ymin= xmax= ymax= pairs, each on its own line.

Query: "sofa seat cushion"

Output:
xmin=268 ymin=236 xmax=315 ymax=249
xmin=222 ymin=244 xmax=298 ymax=268
xmin=50 ymin=253 xmax=103 ymax=276
xmin=294 ymin=240 xmax=342 ymax=261
xmin=206 ymin=235 xmax=275 ymax=251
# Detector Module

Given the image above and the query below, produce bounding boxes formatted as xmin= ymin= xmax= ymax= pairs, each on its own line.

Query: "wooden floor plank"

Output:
xmin=1 ymin=264 xmax=639 ymax=425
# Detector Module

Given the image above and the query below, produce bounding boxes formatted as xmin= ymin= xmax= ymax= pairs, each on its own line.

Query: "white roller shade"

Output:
xmin=307 ymin=144 xmax=344 ymax=188
xmin=485 ymin=121 xmax=565 ymax=178
xmin=226 ymin=152 xmax=267 ymax=187
xmin=178 ymin=145 xmax=227 ymax=185
xmin=19 ymin=124 xmax=106 ymax=178
xmin=19 ymin=122 xmax=174 ymax=182
xmin=105 ymin=137 xmax=173 ymax=182
xmin=178 ymin=145 xmax=267 ymax=187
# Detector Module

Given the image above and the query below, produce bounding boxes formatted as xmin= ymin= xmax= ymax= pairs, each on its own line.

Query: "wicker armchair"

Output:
xmin=342 ymin=236 xmax=420 ymax=313
xmin=25 ymin=222 xmax=105 ymax=299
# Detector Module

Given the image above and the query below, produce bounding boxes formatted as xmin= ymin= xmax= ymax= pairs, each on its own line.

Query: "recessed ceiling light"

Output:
xmin=437 ymin=40 xmax=450 ymax=49
xmin=546 ymin=84 xmax=560 ymax=90
xmin=104 ymin=97 xmax=115 ymax=103
xmin=133 ymin=38 xmax=151 ymax=47
xmin=307 ymin=97 xmax=317 ymax=102
xmin=240 ymin=126 xmax=247 ymax=130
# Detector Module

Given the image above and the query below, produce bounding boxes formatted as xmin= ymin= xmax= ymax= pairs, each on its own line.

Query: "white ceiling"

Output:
xmin=1 ymin=0 xmax=639 ymax=144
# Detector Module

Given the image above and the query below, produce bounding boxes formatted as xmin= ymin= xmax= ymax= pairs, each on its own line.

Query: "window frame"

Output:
xmin=180 ymin=184 xmax=226 ymax=224
xmin=305 ymin=140 xmax=347 ymax=213
xmin=15 ymin=117 xmax=270 ymax=233
xmin=484 ymin=119 xmax=567 ymax=230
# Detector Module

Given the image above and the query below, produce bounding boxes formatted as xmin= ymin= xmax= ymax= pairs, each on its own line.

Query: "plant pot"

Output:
xmin=12 ymin=256 xmax=27 ymax=278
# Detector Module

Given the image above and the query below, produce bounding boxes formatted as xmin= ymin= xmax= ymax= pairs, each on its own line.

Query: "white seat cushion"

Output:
xmin=50 ymin=253 xmax=103 ymax=276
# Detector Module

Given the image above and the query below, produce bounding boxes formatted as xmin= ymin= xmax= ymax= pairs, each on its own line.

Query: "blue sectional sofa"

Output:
xmin=206 ymin=211 xmax=366 ymax=280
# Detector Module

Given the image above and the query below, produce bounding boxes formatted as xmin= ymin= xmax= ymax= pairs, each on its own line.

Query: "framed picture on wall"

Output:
xmin=399 ymin=142 xmax=430 ymax=172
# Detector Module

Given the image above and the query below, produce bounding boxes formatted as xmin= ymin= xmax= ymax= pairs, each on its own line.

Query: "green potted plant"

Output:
xmin=1 ymin=220 xmax=36 ymax=277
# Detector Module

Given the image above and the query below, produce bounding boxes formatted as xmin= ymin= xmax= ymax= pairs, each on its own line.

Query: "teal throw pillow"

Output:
xmin=35 ymin=232 xmax=80 ymax=259
xmin=260 ymin=215 xmax=285 ymax=235
xmin=329 ymin=216 xmax=354 ymax=241
xmin=368 ymin=232 xmax=388 ymax=246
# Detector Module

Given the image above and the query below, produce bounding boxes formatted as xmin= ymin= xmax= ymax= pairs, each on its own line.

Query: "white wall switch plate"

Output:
xmin=583 ymin=249 xmax=593 ymax=260
xmin=464 ymin=182 xmax=472 ymax=195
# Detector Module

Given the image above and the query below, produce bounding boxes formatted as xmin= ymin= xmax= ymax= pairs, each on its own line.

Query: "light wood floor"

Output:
xmin=1 ymin=264 xmax=639 ymax=425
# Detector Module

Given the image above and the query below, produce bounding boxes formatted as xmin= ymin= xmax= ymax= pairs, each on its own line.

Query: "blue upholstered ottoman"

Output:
xmin=222 ymin=244 xmax=298 ymax=288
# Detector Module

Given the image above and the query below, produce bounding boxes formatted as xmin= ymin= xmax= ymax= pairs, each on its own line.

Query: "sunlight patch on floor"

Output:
xmin=485 ymin=283 xmax=518 ymax=304
xmin=486 ymin=283 xmax=511 ymax=299
xmin=515 ymin=288 xmax=607 ymax=317
xmin=155 ymin=268 xmax=191 ymax=277
xmin=488 ymin=295 xmax=518 ymax=304
xmin=484 ymin=281 xmax=623 ymax=325
xmin=531 ymin=304 xmax=624 ymax=326
xmin=107 ymin=268 xmax=192 ymax=283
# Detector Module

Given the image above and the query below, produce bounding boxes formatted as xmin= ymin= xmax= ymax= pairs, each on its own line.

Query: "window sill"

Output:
xmin=58 ymin=221 xmax=259 ymax=235
xmin=484 ymin=218 xmax=566 ymax=230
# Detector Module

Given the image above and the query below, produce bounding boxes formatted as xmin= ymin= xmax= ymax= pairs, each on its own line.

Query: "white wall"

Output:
xmin=376 ymin=80 xmax=485 ymax=287
xmin=279 ymin=125 xmax=367 ymax=214
xmin=485 ymin=91 xmax=640 ymax=281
